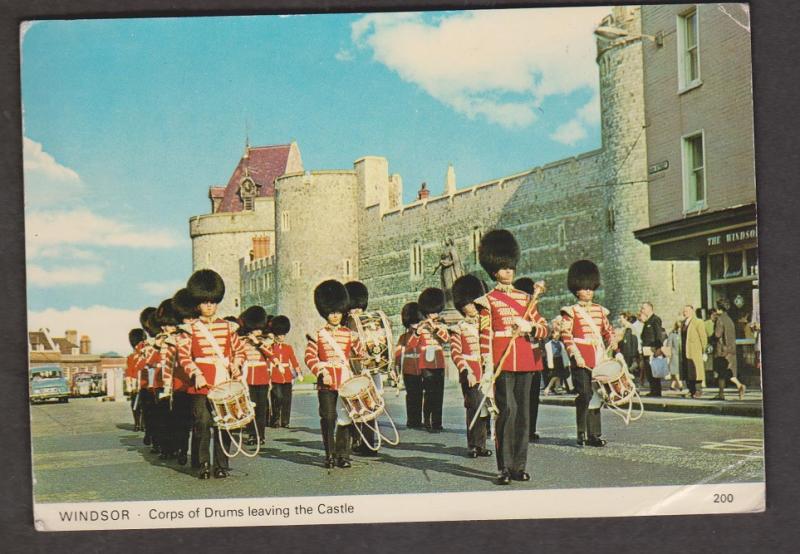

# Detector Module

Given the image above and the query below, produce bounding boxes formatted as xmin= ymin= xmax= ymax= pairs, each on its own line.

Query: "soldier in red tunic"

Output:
xmin=450 ymin=274 xmax=492 ymax=459
xmin=514 ymin=277 xmax=546 ymax=443
xmin=169 ymin=288 xmax=197 ymax=466
xmin=416 ymin=288 xmax=450 ymax=432
xmin=305 ymin=280 xmax=365 ymax=469
xmin=269 ymin=315 xmax=301 ymax=428
xmin=396 ymin=302 xmax=423 ymax=429
xmin=149 ymin=298 xmax=185 ymax=460
xmin=560 ymin=260 xmax=615 ymax=447
xmin=133 ymin=307 xmax=159 ymax=451
xmin=237 ymin=306 xmax=273 ymax=446
xmin=477 ymin=229 xmax=548 ymax=485
xmin=177 ymin=269 xmax=247 ymax=479
xmin=126 ymin=328 xmax=147 ymax=432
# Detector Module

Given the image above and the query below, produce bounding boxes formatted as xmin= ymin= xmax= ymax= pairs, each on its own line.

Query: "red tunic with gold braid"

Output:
xmin=171 ymin=331 xmax=192 ymax=392
xmin=271 ymin=342 xmax=300 ymax=384
xmin=304 ymin=324 xmax=364 ymax=391
xmin=479 ymin=284 xmax=548 ymax=372
xmin=450 ymin=319 xmax=483 ymax=381
xmin=240 ymin=336 xmax=273 ymax=386
xmin=177 ymin=318 xmax=247 ymax=395
xmin=395 ymin=330 xmax=421 ymax=376
xmin=415 ymin=318 xmax=449 ymax=370
xmin=132 ymin=340 xmax=158 ymax=390
xmin=559 ymin=302 xmax=614 ymax=369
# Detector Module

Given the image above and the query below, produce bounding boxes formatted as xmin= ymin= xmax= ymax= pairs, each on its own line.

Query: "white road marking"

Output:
xmin=641 ymin=444 xmax=682 ymax=450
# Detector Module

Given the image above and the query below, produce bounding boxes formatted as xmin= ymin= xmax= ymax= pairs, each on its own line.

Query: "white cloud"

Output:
xmin=550 ymin=119 xmax=588 ymax=146
xmin=351 ymin=7 xmax=610 ymax=129
xmin=335 ymin=49 xmax=354 ymax=61
xmin=577 ymin=92 xmax=601 ymax=125
xmin=28 ymin=305 xmax=141 ymax=355
xmin=139 ymin=280 xmax=184 ymax=297
xmin=33 ymin=246 xmax=99 ymax=261
xmin=27 ymin=264 xmax=105 ymax=287
xmin=23 ymin=136 xmax=85 ymax=206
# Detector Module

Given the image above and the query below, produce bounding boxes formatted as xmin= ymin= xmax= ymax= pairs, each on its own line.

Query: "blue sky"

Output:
xmin=22 ymin=7 xmax=609 ymax=352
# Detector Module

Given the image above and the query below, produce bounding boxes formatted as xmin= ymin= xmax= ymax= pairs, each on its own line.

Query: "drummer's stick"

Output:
xmin=469 ymin=281 xmax=546 ymax=430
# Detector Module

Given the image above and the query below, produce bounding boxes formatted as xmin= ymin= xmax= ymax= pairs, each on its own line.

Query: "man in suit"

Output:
xmin=639 ymin=302 xmax=665 ymax=397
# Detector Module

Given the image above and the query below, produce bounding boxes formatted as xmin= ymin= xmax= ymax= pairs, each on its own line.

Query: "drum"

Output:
xmin=592 ymin=358 xmax=637 ymax=409
xmin=339 ymin=375 xmax=385 ymax=424
xmin=207 ymin=380 xmax=255 ymax=431
xmin=350 ymin=311 xmax=394 ymax=375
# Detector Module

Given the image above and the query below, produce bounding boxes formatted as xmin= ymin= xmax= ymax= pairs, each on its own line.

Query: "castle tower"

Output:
xmin=596 ymin=6 xmax=699 ymax=318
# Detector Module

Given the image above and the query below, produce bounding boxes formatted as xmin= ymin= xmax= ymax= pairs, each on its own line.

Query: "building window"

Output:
xmin=234 ymin=297 xmax=239 ymax=309
xmin=343 ymin=258 xmax=352 ymax=279
xmin=677 ymin=8 xmax=700 ymax=90
xmin=682 ymin=131 xmax=706 ymax=212
xmin=262 ymin=274 xmax=267 ymax=291
xmin=557 ymin=221 xmax=567 ymax=251
xmin=470 ymin=228 xmax=482 ymax=264
xmin=243 ymin=197 xmax=254 ymax=211
xmin=282 ymin=211 xmax=290 ymax=232
xmin=411 ymin=243 xmax=423 ymax=280
xmin=292 ymin=261 xmax=302 ymax=278
xmin=266 ymin=272 xmax=272 ymax=289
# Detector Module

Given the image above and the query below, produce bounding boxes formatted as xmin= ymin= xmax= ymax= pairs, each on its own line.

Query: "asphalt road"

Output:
xmin=31 ymin=388 xmax=765 ymax=503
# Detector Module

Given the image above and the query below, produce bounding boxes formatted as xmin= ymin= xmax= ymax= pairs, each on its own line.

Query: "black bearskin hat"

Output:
xmin=156 ymin=298 xmax=180 ymax=328
xmin=513 ymin=277 xmax=534 ymax=295
xmin=265 ymin=314 xmax=275 ymax=333
xmin=139 ymin=307 xmax=158 ymax=338
xmin=478 ymin=229 xmax=520 ymax=277
xmin=418 ymin=287 xmax=445 ymax=316
xmin=128 ymin=328 xmax=147 ymax=349
xmin=313 ymin=280 xmax=349 ymax=319
xmin=401 ymin=302 xmax=422 ymax=328
xmin=187 ymin=269 xmax=225 ymax=304
xmin=567 ymin=260 xmax=601 ymax=296
xmin=345 ymin=281 xmax=369 ymax=312
xmin=452 ymin=275 xmax=486 ymax=316
xmin=271 ymin=315 xmax=291 ymax=336
xmin=239 ymin=306 xmax=267 ymax=334
xmin=172 ymin=288 xmax=198 ymax=321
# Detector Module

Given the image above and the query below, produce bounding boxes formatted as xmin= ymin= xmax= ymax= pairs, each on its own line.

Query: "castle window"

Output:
xmin=234 ymin=297 xmax=240 ymax=309
xmin=557 ymin=221 xmax=567 ymax=251
xmin=343 ymin=258 xmax=352 ymax=279
xmin=677 ymin=8 xmax=701 ymax=91
xmin=292 ymin=261 xmax=302 ymax=278
xmin=266 ymin=272 xmax=272 ymax=289
xmin=607 ymin=206 xmax=616 ymax=231
xmin=262 ymin=274 xmax=267 ymax=291
xmin=470 ymin=228 xmax=482 ymax=264
xmin=282 ymin=211 xmax=291 ymax=232
xmin=682 ymin=131 xmax=706 ymax=212
xmin=411 ymin=243 xmax=423 ymax=280
xmin=243 ymin=197 xmax=254 ymax=211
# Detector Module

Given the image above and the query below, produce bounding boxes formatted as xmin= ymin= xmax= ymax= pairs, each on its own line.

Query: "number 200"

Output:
xmin=713 ymin=493 xmax=734 ymax=503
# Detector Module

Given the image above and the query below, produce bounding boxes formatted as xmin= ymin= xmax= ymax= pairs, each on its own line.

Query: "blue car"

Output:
xmin=30 ymin=365 xmax=70 ymax=404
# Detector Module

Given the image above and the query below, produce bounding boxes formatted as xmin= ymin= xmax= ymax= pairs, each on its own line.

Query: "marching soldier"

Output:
xmin=560 ymin=260 xmax=615 ymax=447
xmin=238 ymin=306 xmax=273 ymax=446
xmin=477 ymin=229 xmax=548 ymax=485
xmin=133 ymin=307 xmax=159 ymax=451
xmin=177 ymin=269 xmax=247 ymax=479
xmin=126 ymin=328 xmax=147 ymax=431
xmin=396 ymin=302 xmax=423 ymax=429
xmin=169 ymin=288 xmax=197 ymax=466
xmin=416 ymin=287 xmax=449 ymax=432
xmin=150 ymin=298 xmax=184 ymax=460
xmin=305 ymin=280 xmax=365 ymax=469
xmin=269 ymin=315 xmax=301 ymax=428
xmin=450 ymin=274 xmax=492 ymax=458
xmin=514 ymin=277 xmax=547 ymax=443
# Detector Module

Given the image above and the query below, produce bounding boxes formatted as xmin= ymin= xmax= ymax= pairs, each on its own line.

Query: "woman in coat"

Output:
xmin=665 ymin=320 xmax=684 ymax=392
xmin=713 ymin=298 xmax=746 ymax=400
xmin=681 ymin=305 xmax=708 ymax=399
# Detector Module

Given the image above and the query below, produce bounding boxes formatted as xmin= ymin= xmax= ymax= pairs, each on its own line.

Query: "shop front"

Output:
xmin=635 ymin=204 xmax=760 ymax=386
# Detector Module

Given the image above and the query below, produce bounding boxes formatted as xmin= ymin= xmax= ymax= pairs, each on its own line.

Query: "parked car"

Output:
xmin=30 ymin=366 xmax=70 ymax=404
xmin=71 ymin=372 xmax=106 ymax=397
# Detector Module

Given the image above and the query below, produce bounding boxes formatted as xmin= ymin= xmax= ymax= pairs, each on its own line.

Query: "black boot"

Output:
xmin=198 ymin=462 xmax=211 ymax=480
xmin=576 ymin=432 xmax=586 ymax=446
xmin=495 ymin=469 xmax=511 ymax=486
xmin=177 ymin=450 xmax=188 ymax=466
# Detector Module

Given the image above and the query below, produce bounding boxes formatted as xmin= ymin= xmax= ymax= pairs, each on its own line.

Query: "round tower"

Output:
xmin=274 ymin=170 xmax=360 ymax=355
xmin=596 ymin=6 xmax=699 ymax=319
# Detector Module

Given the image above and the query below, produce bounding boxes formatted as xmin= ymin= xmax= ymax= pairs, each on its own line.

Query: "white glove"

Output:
xmin=513 ymin=317 xmax=533 ymax=334
xmin=480 ymin=368 xmax=494 ymax=398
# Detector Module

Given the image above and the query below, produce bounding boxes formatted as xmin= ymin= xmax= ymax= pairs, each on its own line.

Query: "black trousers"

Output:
xmin=460 ymin=373 xmax=488 ymax=450
xmin=529 ymin=371 xmax=542 ymax=439
xmin=138 ymin=389 xmax=156 ymax=443
xmin=403 ymin=373 xmax=423 ymax=427
xmin=644 ymin=356 xmax=662 ymax=396
xmin=152 ymin=393 xmax=171 ymax=452
xmin=270 ymin=383 xmax=293 ymax=427
xmin=494 ymin=371 xmax=532 ymax=472
xmin=248 ymin=384 xmax=269 ymax=441
xmin=130 ymin=392 xmax=142 ymax=429
xmin=317 ymin=389 xmax=352 ymax=460
xmin=190 ymin=394 xmax=230 ymax=470
xmin=422 ymin=368 xmax=445 ymax=429
xmin=572 ymin=365 xmax=602 ymax=438
xmin=169 ymin=391 xmax=192 ymax=456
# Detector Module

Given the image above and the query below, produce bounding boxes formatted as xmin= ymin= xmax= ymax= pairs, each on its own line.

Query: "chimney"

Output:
xmin=65 ymin=329 xmax=78 ymax=346
xmin=80 ymin=335 xmax=91 ymax=355
xmin=417 ymin=182 xmax=430 ymax=201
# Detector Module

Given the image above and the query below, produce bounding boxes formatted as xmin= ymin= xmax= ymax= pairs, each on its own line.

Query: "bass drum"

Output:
xmin=350 ymin=310 xmax=394 ymax=375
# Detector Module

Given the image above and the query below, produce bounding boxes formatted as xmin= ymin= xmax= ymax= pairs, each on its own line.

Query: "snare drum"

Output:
xmin=350 ymin=311 xmax=394 ymax=375
xmin=592 ymin=359 xmax=636 ymax=408
xmin=207 ymin=380 xmax=255 ymax=431
xmin=338 ymin=375 xmax=385 ymax=424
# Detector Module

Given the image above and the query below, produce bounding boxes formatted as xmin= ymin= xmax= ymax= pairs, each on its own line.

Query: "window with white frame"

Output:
xmin=677 ymin=8 xmax=700 ymax=90
xmin=471 ymin=228 xmax=482 ymax=264
xmin=682 ymin=131 xmax=706 ymax=212
xmin=281 ymin=211 xmax=290 ymax=232
xmin=266 ymin=272 xmax=271 ymax=289
xmin=411 ymin=243 xmax=423 ymax=279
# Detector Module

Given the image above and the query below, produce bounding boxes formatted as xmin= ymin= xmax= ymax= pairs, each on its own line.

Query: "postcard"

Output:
xmin=22 ymin=3 xmax=764 ymax=531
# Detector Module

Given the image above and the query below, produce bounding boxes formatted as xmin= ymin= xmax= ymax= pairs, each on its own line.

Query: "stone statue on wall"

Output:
xmin=432 ymin=238 xmax=465 ymax=308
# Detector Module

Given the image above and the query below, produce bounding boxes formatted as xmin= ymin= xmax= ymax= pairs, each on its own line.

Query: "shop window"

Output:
xmin=682 ymin=131 xmax=706 ymax=212
xmin=724 ymin=251 xmax=744 ymax=279
xmin=745 ymin=248 xmax=758 ymax=276
xmin=709 ymin=254 xmax=725 ymax=280
xmin=677 ymin=8 xmax=701 ymax=91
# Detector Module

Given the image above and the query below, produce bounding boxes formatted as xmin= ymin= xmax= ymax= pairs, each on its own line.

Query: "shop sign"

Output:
xmin=706 ymin=226 xmax=757 ymax=247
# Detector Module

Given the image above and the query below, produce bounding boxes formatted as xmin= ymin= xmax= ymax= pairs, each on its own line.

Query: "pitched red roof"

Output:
xmin=217 ymin=145 xmax=293 ymax=213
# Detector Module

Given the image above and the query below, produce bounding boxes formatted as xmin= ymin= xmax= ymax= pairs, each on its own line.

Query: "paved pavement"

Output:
xmin=31 ymin=387 xmax=765 ymax=503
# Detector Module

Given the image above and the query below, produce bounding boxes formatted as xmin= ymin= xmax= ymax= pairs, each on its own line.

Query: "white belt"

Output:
xmin=403 ymin=353 xmax=419 ymax=359
xmin=461 ymin=354 xmax=479 ymax=361
xmin=195 ymin=356 xmax=229 ymax=365
xmin=493 ymin=330 xmax=515 ymax=338
xmin=573 ymin=338 xmax=600 ymax=346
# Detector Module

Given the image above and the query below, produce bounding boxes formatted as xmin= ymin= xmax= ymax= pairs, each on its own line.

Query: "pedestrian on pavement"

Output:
xmin=665 ymin=320 xmax=684 ymax=392
xmin=617 ymin=312 xmax=639 ymax=371
xmin=713 ymin=298 xmax=746 ymax=400
xmin=631 ymin=310 xmax=644 ymax=384
xmin=639 ymin=302 xmax=666 ymax=397
xmin=543 ymin=322 xmax=571 ymax=395
xmin=680 ymin=305 xmax=707 ymax=399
